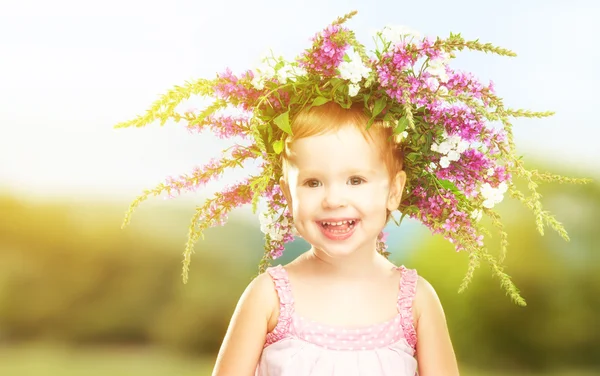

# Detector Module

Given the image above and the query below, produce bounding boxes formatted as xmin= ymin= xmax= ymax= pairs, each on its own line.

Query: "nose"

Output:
xmin=321 ymin=184 xmax=348 ymax=209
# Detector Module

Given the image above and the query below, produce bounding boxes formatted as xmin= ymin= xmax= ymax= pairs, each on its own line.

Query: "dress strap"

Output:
xmin=264 ymin=265 xmax=295 ymax=346
xmin=397 ymin=265 xmax=418 ymax=349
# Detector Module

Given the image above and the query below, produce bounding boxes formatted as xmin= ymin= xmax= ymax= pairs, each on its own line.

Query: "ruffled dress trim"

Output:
xmin=264 ymin=264 xmax=418 ymax=351
xmin=397 ymin=265 xmax=418 ymax=349
xmin=264 ymin=265 xmax=295 ymax=347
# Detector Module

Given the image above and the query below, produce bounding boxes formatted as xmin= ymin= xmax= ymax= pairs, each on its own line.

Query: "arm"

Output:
xmin=212 ymin=272 xmax=279 ymax=376
xmin=414 ymin=276 xmax=460 ymax=376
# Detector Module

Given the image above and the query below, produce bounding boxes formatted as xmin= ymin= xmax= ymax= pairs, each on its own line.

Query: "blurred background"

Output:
xmin=1 ymin=0 xmax=598 ymax=375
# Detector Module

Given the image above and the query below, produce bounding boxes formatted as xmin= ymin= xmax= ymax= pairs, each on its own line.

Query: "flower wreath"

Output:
xmin=115 ymin=11 xmax=590 ymax=305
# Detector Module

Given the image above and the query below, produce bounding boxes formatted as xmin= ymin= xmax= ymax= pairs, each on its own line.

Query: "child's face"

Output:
xmin=281 ymin=125 xmax=404 ymax=258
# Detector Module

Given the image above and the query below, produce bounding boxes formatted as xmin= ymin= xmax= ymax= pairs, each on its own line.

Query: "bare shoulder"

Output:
xmin=211 ymin=270 xmax=279 ymax=376
xmin=413 ymin=275 xmax=444 ymax=321
xmin=412 ymin=275 xmax=459 ymax=375
xmin=233 ymin=270 xmax=280 ymax=314
xmin=247 ymin=270 xmax=281 ymax=330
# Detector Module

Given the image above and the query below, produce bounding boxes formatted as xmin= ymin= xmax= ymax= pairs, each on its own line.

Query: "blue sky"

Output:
xmin=0 ymin=0 xmax=598 ymax=199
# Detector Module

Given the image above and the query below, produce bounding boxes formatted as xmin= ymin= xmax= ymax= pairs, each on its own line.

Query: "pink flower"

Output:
xmin=407 ymin=184 xmax=482 ymax=252
xmin=187 ymin=112 xmax=252 ymax=139
xmin=163 ymin=149 xmax=255 ymax=198
xmin=299 ymin=24 xmax=350 ymax=77
xmin=425 ymin=103 xmax=485 ymax=143
xmin=213 ymin=69 xmax=263 ymax=110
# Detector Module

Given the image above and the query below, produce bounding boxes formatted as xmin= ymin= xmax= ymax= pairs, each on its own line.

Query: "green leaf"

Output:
xmin=438 ymin=179 xmax=458 ymax=191
xmin=366 ymin=97 xmax=387 ymax=129
xmin=394 ymin=117 xmax=409 ymax=134
xmin=343 ymin=53 xmax=351 ymax=63
xmin=273 ymin=140 xmax=284 ymax=154
xmin=312 ymin=96 xmax=330 ymax=107
xmin=372 ymin=97 xmax=386 ymax=118
xmin=366 ymin=118 xmax=375 ymax=129
xmin=274 ymin=60 xmax=285 ymax=71
xmin=362 ymin=94 xmax=369 ymax=108
xmin=438 ymin=179 xmax=467 ymax=200
xmin=406 ymin=152 xmax=419 ymax=162
xmin=340 ymin=94 xmax=352 ymax=109
xmin=329 ymin=78 xmax=343 ymax=87
xmin=266 ymin=122 xmax=273 ymax=142
xmin=273 ymin=111 xmax=292 ymax=135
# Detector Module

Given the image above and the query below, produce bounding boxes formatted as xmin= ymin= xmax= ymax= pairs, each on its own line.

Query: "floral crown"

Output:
xmin=115 ymin=11 xmax=590 ymax=305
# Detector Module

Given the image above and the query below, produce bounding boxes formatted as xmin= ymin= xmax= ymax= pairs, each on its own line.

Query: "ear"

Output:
xmin=386 ymin=170 xmax=406 ymax=211
xmin=279 ymin=176 xmax=294 ymax=216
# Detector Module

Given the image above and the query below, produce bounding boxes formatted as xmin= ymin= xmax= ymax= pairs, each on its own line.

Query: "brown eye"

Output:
xmin=348 ymin=177 xmax=365 ymax=185
xmin=305 ymin=179 xmax=322 ymax=188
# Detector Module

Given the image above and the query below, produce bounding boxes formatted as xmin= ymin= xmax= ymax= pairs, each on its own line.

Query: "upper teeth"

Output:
xmin=322 ymin=220 xmax=354 ymax=225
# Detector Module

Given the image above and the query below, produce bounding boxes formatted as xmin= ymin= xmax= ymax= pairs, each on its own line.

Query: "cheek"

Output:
xmin=291 ymin=188 xmax=319 ymax=214
xmin=362 ymin=181 xmax=390 ymax=201
xmin=356 ymin=184 xmax=392 ymax=215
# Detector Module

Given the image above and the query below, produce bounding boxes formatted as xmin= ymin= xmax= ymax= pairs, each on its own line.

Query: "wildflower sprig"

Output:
xmin=116 ymin=11 xmax=591 ymax=305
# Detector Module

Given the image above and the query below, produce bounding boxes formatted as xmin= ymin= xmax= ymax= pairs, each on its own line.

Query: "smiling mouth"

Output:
xmin=319 ymin=220 xmax=357 ymax=230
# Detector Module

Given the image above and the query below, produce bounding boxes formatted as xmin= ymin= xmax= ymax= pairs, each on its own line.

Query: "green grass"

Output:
xmin=0 ymin=343 xmax=212 ymax=376
xmin=0 ymin=343 xmax=596 ymax=376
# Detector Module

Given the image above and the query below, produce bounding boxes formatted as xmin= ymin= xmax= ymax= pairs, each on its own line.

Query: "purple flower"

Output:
xmin=299 ymin=24 xmax=350 ymax=77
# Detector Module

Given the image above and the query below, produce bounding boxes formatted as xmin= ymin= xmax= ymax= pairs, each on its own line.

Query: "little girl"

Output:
xmin=115 ymin=10 xmax=588 ymax=376
xmin=211 ymin=102 xmax=459 ymax=375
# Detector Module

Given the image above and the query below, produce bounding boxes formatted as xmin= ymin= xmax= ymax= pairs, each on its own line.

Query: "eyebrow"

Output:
xmin=298 ymin=169 xmax=379 ymax=177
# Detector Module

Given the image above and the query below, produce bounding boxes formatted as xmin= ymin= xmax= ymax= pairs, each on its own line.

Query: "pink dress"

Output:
xmin=256 ymin=265 xmax=418 ymax=376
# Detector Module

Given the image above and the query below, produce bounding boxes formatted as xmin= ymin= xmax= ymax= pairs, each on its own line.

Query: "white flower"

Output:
xmin=456 ymin=140 xmax=470 ymax=153
xmin=425 ymin=53 xmax=451 ymax=83
xmin=482 ymin=199 xmax=495 ymax=209
xmin=393 ymin=131 xmax=408 ymax=143
xmin=480 ymin=182 xmax=508 ymax=209
xmin=348 ymin=83 xmax=360 ymax=97
xmin=251 ymin=74 xmax=265 ymax=90
xmin=480 ymin=183 xmax=494 ymax=197
xmin=251 ymin=63 xmax=275 ymax=90
xmin=270 ymin=231 xmax=283 ymax=242
xmin=293 ymin=65 xmax=307 ymax=77
xmin=338 ymin=48 xmax=371 ymax=84
xmin=279 ymin=63 xmax=306 ymax=82
xmin=447 ymin=134 xmax=462 ymax=146
xmin=258 ymin=210 xmax=286 ymax=241
xmin=431 ymin=132 xmax=470 ymax=162
xmin=379 ymin=25 xmax=422 ymax=46
xmin=447 ymin=150 xmax=460 ymax=162
xmin=427 ymin=64 xmax=447 ymax=82
xmin=440 ymin=156 xmax=451 ymax=168
xmin=498 ymin=181 xmax=508 ymax=193
xmin=276 ymin=65 xmax=293 ymax=82
xmin=487 ymin=167 xmax=495 ymax=176
xmin=251 ymin=53 xmax=306 ymax=89
xmin=471 ymin=209 xmax=483 ymax=222
xmin=437 ymin=141 xmax=453 ymax=155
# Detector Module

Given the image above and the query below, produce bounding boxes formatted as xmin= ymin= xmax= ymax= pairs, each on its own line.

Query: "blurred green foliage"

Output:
xmin=407 ymin=173 xmax=600 ymax=371
xmin=0 ymin=165 xmax=598 ymax=374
